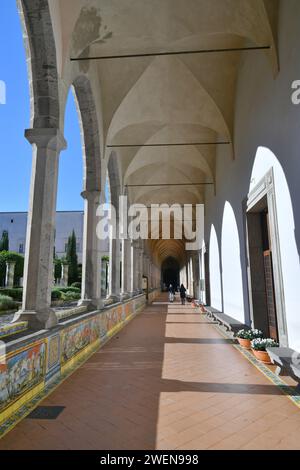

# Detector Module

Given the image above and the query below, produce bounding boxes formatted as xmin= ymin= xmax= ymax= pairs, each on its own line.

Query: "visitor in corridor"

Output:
xmin=180 ymin=284 xmax=187 ymax=305
xmin=168 ymin=284 xmax=175 ymax=302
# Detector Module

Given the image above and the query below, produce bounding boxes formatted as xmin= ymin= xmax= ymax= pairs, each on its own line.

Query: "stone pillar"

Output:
xmin=144 ymin=254 xmax=150 ymax=291
xmin=14 ymin=128 xmax=66 ymax=330
xmin=129 ymin=239 xmax=138 ymax=296
xmin=121 ymin=237 xmax=131 ymax=300
xmin=5 ymin=261 xmax=16 ymax=288
xmin=61 ymin=263 xmax=69 ymax=288
xmin=108 ymin=221 xmax=121 ymax=302
xmin=80 ymin=190 xmax=102 ymax=309
xmin=137 ymin=243 xmax=143 ymax=293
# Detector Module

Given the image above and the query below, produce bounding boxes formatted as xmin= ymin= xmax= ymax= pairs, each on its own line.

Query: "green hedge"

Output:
xmin=61 ymin=291 xmax=81 ymax=301
xmin=56 ymin=286 xmax=80 ymax=294
xmin=51 ymin=288 xmax=63 ymax=300
xmin=0 ymin=294 xmax=18 ymax=312
xmin=0 ymin=251 xmax=24 ymax=287
xmin=0 ymin=288 xmax=23 ymax=301
xmin=71 ymin=282 xmax=81 ymax=289
xmin=0 ymin=286 xmax=81 ymax=302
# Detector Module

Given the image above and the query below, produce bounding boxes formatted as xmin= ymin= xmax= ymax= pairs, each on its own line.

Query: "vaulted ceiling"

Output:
xmin=51 ymin=0 xmax=278 ymax=264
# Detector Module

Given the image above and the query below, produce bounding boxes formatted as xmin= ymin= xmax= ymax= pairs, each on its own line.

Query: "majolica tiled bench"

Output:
xmin=267 ymin=347 xmax=300 ymax=392
xmin=205 ymin=307 xmax=249 ymax=336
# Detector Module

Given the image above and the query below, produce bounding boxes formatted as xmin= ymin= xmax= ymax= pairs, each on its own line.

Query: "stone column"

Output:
xmin=14 ymin=128 xmax=66 ymax=330
xmin=144 ymin=254 xmax=150 ymax=291
xmin=80 ymin=190 xmax=102 ymax=309
xmin=61 ymin=263 xmax=69 ymax=288
xmin=137 ymin=243 xmax=144 ymax=293
xmin=5 ymin=261 xmax=16 ymax=288
xmin=108 ymin=221 xmax=121 ymax=303
xmin=129 ymin=239 xmax=138 ymax=296
xmin=121 ymin=237 xmax=131 ymax=300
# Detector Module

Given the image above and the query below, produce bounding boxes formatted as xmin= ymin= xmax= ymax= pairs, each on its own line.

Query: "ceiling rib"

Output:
xmin=71 ymin=45 xmax=271 ymax=61
xmin=126 ymin=183 xmax=213 ymax=187
xmin=107 ymin=142 xmax=230 ymax=148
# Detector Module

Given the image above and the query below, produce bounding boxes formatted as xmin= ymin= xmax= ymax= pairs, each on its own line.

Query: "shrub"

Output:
xmin=61 ymin=291 xmax=81 ymax=301
xmin=66 ymin=230 xmax=78 ymax=285
xmin=0 ymin=231 xmax=9 ymax=251
xmin=0 ymin=251 xmax=24 ymax=286
xmin=0 ymin=294 xmax=17 ymax=312
xmin=236 ymin=329 xmax=263 ymax=340
xmin=251 ymin=338 xmax=279 ymax=351
xmin=71 ymin=282 xmax=81 ymax=289
xmin=57 ymin=287 xmax=81 ymax=294
xmin=54 ymin=257 xmax=62 ymax=280
xmin=0 ymin=288 xmax=23 ymax=301
xmin=51 ymin=288 xmax=63 ymax=300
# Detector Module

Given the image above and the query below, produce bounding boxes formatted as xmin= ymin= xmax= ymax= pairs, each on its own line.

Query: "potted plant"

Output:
xmin=251 ymin=338 xmax=279 ymax=364
xmin=236 ymin=329 xmax=263 ymax=349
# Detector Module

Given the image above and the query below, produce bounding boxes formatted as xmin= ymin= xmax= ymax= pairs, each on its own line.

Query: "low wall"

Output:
xmin=148 ymin=289 xmax=160 ymax=303
xmin=0 ymin=294 xmax=146 ymax=438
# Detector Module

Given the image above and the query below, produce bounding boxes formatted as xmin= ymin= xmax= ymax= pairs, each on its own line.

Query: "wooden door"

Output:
xmin=263 ymin=250 xmax=279 ymax=341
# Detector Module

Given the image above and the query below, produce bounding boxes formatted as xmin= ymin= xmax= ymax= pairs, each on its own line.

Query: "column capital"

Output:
xmin=5 ymin=260 xmax=16 ymax=266
xmin=25 ymin=128 xmax=67 ymax=152
xmin=81 ymin=190 xmax=101 ymax=202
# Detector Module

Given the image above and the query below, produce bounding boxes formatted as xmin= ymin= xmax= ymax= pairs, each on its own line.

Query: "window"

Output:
xmin=19 ymin=243 xmax=24 ymax=254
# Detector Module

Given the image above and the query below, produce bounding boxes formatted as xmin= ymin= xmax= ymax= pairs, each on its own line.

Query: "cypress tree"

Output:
xmin=0 ymin=231 xmax=9 ymax=251
xmin=66 ymin=230 xmax=78 ymax=285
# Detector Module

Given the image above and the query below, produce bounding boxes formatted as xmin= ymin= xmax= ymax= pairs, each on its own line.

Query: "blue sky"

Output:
xmin=0 ymin=0 xmax=83 ymax=212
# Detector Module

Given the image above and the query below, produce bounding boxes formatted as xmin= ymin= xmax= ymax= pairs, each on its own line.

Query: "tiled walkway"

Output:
xmin=1 ymin=295 xmax=300 ymax=450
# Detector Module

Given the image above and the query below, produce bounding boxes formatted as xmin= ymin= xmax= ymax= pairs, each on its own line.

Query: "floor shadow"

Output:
xmin=165 ymin=337 xmax=234 ymax=344
xmin=160 ymin=378 xmax=299 ymax=396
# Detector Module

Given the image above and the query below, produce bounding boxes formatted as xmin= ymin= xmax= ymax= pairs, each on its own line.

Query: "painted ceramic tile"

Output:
xmin=0 ymin=342 xmax=46 ymax=412
xmin=47 ymin=334 xmax=60 ymax=370
xmin=61 ymin=317 xmax=100 ymax=364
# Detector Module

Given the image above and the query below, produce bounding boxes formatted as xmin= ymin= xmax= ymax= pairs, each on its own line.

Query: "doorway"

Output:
xmin=161 ymin=257 xmax=180 ymax=291
xmin=246 ymin=169 xmax=287 ymax=344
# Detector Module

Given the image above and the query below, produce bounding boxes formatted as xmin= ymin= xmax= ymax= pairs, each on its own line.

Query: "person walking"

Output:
xmin=180 ymin=284 xmax=186 ymax=305
xmin=168 ymin=284 xmax=174 ymax=303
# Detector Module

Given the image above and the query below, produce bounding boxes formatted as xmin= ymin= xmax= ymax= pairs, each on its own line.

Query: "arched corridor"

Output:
xmin=1 ymin=0 xmax=300 ymax=451
xmin=1 ymin=295 xmax=300 ymax=450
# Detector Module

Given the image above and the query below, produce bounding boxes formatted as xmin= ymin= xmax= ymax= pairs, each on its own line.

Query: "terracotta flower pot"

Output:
xmin=252 ymin=349 xmax=272 ymax=364
xmin=237 ymin=338 xmax=251 ymax=350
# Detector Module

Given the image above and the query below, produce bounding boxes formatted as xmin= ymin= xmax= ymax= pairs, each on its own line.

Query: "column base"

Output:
xmin=104 ymin=295 xmax=121 ymax=306
xmin=129 ymin=290 xmax=139 ymax=298
xmin=120 ymin=292 xmax=130 ymax=301
xmin=12 ymin=309 xmax=58 ymax=330
xmin=78 ymin=298 xmax=104 ymax=310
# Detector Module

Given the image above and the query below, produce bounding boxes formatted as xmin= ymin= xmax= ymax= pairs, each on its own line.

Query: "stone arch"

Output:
xmin=72 ymin=76 xmax=101 ymax=192
xmin=17 ymin=0 xmax=60 ymax=128
xmin=221 ymin=201 xmax=244 ymax=322
xmin=209 ymin=224 xmax=222 ymax=311
xmin=250 ymin=146 xmax=300 ymax=350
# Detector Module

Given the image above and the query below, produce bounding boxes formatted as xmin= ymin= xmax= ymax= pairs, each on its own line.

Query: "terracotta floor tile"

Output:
xmin=1 ymin=294 xmax=300 ymax=450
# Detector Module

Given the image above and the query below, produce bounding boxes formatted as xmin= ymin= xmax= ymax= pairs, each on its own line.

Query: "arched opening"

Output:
xmin=161 ymin=257 xmax=180 ymax=291
xmin=54 ymin=88 xmax=84 ymax=289
xmin=209 ymin=224 xmax=222 ymax=311
xmin=221 ymin=201 xmax=244 ymax=322
xmin=246 ymin=146 xmax=300 ymax=348
xmin=106 ymin=152 xmax=122 ymax=300
xmin=0 ymin=1 xmax=31 ymax=214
